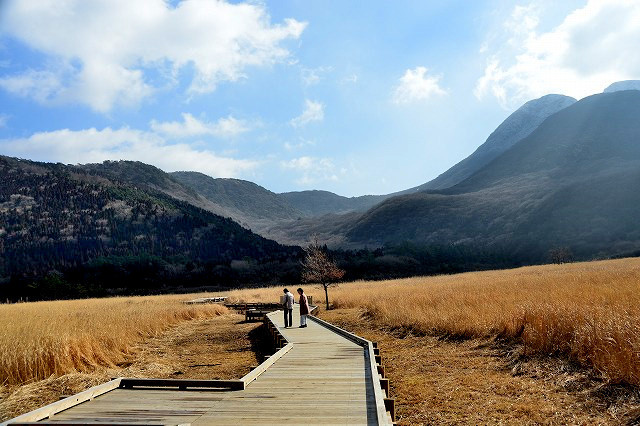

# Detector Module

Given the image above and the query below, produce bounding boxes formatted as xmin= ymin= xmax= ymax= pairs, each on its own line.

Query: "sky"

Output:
xmin=1 ymin=0 xmax=639 ymax=197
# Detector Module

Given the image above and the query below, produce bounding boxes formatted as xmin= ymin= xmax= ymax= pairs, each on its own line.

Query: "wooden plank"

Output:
xmin=241 ymin=343 xmax=292 ymax=385
xmin=307 ymin=315 xmax=391 ymax=425
xmin=118 ymin=377 xmax=244 ymax=390
xmin=11 ymin=423 xmax=166 ymax=425
xmin=5 ymin=378 xmax=122 ymax=423
xmin=308 ymin=315 xmax=369 ymax=347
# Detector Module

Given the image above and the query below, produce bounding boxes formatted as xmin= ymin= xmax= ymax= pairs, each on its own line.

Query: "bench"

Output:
xmin=245 ymin=309 xmax=269 ymax=322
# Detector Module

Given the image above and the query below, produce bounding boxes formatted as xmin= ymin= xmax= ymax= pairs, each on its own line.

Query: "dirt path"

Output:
xmin=0 ymin=312 xmax=261 ymax=421
xmin=321 ymin=308 xmax=637 ymax=425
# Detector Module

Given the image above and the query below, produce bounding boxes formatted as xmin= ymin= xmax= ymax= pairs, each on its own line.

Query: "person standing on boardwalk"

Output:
xmin=282 ymin=288 xmax=294 ymax=328
xmin=297 ymin=287 xmax=309 ymax=328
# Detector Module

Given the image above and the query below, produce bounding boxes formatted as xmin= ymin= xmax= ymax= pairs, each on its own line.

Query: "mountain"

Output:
xmin=77 ymin=160 xmax=235 ymax=219
xmin=255 ymin=94 xmax=577 ymax=246
xmin=171 ymin=171 xmax=303 ymax=223
xmin=604 ymin=80 xmax=640 ymax=93
xmin=278 ymin=190 xmax=388 ymax=216
xmin=0 ymin=156 xmax=301 ymax=300
xmin=345 ymin=90 xmax=640 ymax=260
xmin=412 ymin=94 xmax=576 ymax=191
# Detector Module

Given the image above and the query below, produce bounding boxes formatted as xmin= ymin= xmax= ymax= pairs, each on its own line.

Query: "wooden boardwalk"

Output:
xmin=7 ymin=306 xmax=391 ymax=425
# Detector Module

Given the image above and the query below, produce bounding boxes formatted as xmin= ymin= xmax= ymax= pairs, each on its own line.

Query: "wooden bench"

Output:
xmin=245 ymin=309 xmax=269 ymax=322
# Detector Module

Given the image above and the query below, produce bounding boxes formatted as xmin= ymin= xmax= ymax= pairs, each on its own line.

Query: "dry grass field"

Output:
xmin=3 ymin=257 xmax=640 ymax=423
xmin=321 ymin=308 xmax=630 ymax=425
xmin=0 ymin=293 xmax=228 ymax=387
xmin=0 ymin=295 xmax=264 ymax=420
xmin=230 ymin=258 xmax=640 ymax=388
xmin=227 ymin=258 xmax=640 ymax=423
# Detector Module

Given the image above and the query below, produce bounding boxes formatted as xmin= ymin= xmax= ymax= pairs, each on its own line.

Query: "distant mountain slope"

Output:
xmin=448 ymin=90 xmax=640 ymax=193
xmin=77 ymin=160 xmax=236 ymax=219
xmin=0 ymin=156 xmax=300 ymax=299
xmin=604 ymin=80 xmax=640 ymax=93
xmin=79 ymin=160 xmax=199 ymax=200
xmin=171 ymin=171 xmax=302 ymax=222
xmin=278 ymin=190 xmax=388 ymax=216
xmin=413 ymin=94 xmax=576 ymax=191
xmin=259 ymin=94 xmax=576 ymax=246
xmin=346 ymin=90 xmax=640 ymax=259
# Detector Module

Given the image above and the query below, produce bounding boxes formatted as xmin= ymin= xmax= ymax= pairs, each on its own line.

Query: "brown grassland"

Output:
xmin=0 ymin=295 xmax=266 ymax=420
xmin=0 ymin=294 xmax=227 ymax=386
xmin=2 ymin=257 xmax=640 ymax=423
xmin=227 ymin=257 xmax=640 ymax=423
xmin=229 ymin=257 xmax=640 ymax=387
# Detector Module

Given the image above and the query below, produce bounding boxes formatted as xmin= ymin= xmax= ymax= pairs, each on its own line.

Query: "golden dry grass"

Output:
xmin=3 ymin=257 xmax=640 ymax=423
xmin=230 ymin=258 xmax=640 ymax=386
xmin=321 ymin=308 xmax=624 ymax=425
xmin=0 ymin=311 xmax=263 ymax=421
xmin=0 ymin=293 xmax=228 ymax=387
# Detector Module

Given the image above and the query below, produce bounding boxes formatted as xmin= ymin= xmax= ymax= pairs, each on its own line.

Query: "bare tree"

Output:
xmin=301 ymin=238 xmax=345 ymax=310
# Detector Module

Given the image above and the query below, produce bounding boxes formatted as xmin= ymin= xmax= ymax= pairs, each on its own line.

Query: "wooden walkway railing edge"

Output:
xmin=308 ymin=315 xmax=395 ymax=425
xmin=3 ymin=378 xmax=122 ymax=424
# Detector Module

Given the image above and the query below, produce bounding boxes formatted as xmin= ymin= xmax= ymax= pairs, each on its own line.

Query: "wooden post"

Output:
xmin=380 ymin=378 xmax=390 ymax=396
xmin=384 ymin=397 xmax=395 ymax=421
xmin=377 ymin=364 xmax=385 ymax=377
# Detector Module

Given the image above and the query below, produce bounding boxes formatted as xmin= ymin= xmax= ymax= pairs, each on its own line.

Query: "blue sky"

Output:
xmin=1 ymin=0 xmax=638 ymax=196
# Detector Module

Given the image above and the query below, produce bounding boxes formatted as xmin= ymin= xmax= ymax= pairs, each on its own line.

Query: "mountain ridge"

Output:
xmin=345 ymin=90 xmax=640 ymax=259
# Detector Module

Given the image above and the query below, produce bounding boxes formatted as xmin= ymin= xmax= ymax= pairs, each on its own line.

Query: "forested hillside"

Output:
xmin=0 ymin=156 xmax=301 ymax=300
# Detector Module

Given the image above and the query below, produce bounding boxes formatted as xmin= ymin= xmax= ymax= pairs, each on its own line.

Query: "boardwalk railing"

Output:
xmin=308 ymin=314 xmax=395 ymax=424
xmin=6 ymin=303 xmax=395 ymax=425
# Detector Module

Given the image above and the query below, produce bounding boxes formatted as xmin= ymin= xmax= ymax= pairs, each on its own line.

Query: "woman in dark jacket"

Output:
xmin=297 ymin=287 xmax=309 ymax=328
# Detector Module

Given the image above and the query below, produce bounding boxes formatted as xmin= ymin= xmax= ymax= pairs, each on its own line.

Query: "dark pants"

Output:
xmin=284 ymin=308 xmax=293 ymax=327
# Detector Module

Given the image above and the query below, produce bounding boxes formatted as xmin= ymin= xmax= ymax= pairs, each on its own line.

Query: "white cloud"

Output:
xmin=284 ymin=138 xmax=315 ymax=151
xmin=1 ymin=127 xmax=257 ymax=177
xmin=0 ymin=0 xmax=306 ymax=112
xmin=150 ymin=113 xmax=249 ymax=139
xmin=301 ymin=66 xmax=332 ymax=86
xmin=0 ymin=114 xmax=8 ymax=128
xmin=290 ymin=99 xmax=324 ymax=127
xmin=392 ymin=66 xmax=446 ymax=104
xmin=475 ymin=0 xmax=640 ymax=107
xmin=281 ymin=156 xmax=338 ymax=185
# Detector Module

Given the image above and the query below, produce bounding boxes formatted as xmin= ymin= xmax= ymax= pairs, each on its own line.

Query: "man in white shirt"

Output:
xmin=282 ymin=288 xmax=294 ymax=328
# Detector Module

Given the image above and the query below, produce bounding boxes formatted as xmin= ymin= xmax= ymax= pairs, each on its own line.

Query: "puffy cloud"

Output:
xmin=281 ymin=156 xmax=338 ymax=185
xmin=392 ymin=66 xmax=446 ymax=104
xmin=0 ymin=0 xmax=306 ymax=112
xmin=1 ymin=126 xmax=257 ymax=177
xmin=475 ymin=0 xmax=640 ymax=107
xmin=290 ymin=99 xmax=324 ymax=127
xmin=150 ymin=113 xmax=249 ymax=139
